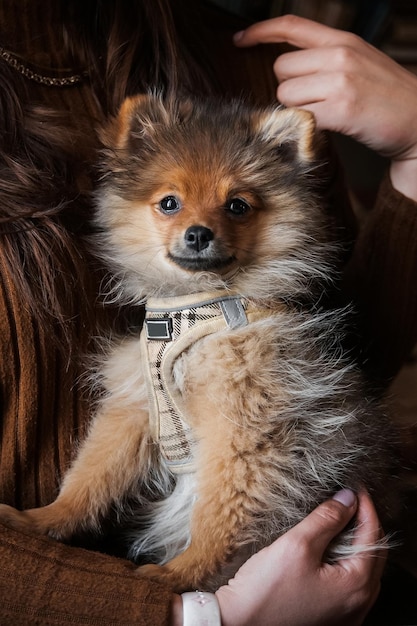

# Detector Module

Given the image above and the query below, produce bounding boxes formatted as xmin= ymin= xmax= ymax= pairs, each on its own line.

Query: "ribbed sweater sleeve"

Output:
xmin=0 ymin=523 xmax=173 ymax=625
xmin=0 ymin=252 xmax=175 ymax=625
xmin=345 ymin=173 xmax=417 ymax=380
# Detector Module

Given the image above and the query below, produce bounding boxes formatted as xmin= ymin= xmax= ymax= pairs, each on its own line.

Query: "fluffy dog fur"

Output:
xmin=0 ymin=95 xmax=398 ymax=592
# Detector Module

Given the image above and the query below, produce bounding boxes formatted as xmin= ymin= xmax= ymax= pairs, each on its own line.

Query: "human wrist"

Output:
xmin=171 ymin=592 xmax=222 ymax=626
xmin=390 ymin=157 xmax=417 ymax=202
xmin=183 ymin=592 xmax=221 ymax=625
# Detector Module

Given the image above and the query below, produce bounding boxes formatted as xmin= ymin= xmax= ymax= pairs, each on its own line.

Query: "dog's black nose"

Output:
xmin=184 ymin=225 xmax=214 ymax=252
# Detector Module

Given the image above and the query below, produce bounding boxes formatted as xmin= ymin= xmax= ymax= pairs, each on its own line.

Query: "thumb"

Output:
xmin=289 ymin=489 xmax=358 ymax=561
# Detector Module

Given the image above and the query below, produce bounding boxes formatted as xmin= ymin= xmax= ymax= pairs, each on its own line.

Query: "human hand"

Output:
xmin=213 ymin=489 xmax=385 ymax=626
xmin=234 ymin=15 xmax=417 ymax=199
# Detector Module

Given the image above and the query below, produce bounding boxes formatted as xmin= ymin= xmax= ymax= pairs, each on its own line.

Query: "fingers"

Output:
xmin=274 ymin=48 xmax=328 ymax=81
xmin=329 ymin=490 xmax=387 ymax=605
xmin=352 ymin=491 xmax=385 ymax=550
xmin=234 ymin=15 xmax=372 ymax=138
xmin=234 ymin=14 xmax=355 ymax=49
xmin=216 ymin=490 xmax=384 ymax=626
xmin=273 ymin=45 xmax=364 ymax=81
xmin=335 ymin=491 xmax=387 ymax=616
xmin=351 ymin=491 xmax=387 ymax=580
xmin=275 ymin=71 xmax=358 ymax=134
xmin=285 ymin=489 xmax=358 ymax=563
xmin=276 ymin=73 xmax=329 ymax=107
xmin=233 ymin=11 xmax=417 ymax=163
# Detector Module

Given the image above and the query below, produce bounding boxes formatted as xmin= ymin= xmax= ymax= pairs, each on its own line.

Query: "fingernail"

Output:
xmin=233 ymin=30 xmax=244 ymax=43
xmin=332 ymin=488 xmax=356 ymax=508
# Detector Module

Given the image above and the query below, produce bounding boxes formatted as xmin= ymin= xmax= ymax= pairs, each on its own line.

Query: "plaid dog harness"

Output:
xmin=140 ymin=291 xmax=270 ymax=474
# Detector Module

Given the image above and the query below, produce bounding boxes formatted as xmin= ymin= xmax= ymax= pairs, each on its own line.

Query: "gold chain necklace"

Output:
xmin=0 ymin=46 xmax=87 ymax=87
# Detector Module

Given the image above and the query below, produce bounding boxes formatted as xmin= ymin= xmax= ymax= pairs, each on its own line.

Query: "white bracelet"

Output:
xmin=181 ymin=591 xmax=221 ymax=626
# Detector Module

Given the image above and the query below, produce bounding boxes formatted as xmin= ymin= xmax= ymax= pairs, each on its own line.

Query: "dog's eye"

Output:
xmin=159 ymin=196 xmax=181 ymax=214
xmin=225 ymin=198 xmax=251 ymax=216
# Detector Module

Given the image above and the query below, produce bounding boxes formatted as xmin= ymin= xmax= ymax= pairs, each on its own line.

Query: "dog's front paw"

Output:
xmin=137 ymin=563 xmax=191 ymax=593
xmin=0 ymin=503 xmax=70 ymax=539
xmin=0 ymin=504 xmax=39 ymax=533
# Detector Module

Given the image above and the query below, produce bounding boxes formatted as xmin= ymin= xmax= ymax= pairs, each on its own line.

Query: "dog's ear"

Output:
xmin=99 ymin=94 xmax=163 ymax=150
xmin=100 ymin=94 xmax=195 ymax=150
xmin=255 ymin=107 xmax=316 ymax=164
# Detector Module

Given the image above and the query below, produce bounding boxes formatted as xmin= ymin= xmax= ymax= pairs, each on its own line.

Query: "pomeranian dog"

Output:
xmin=0 ymin=94 xmax=397 ymax=592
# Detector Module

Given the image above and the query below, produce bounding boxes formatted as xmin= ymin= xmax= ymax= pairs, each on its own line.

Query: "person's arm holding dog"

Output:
xmin=218 ymin=490 xmax=384 ymax=626
xmin=171 ymin=490 xmax=384 ymax=626
xmin=234 ymin=14 xmax=417 ymax=203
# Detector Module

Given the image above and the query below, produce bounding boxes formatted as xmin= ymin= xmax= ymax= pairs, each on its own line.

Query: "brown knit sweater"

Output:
xmin=346 ymin=175 xmax=417 ymax=378
xmin=1 ymin=2 xmax=417 ymax=625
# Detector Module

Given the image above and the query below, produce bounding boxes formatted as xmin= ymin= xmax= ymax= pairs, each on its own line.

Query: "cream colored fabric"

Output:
xmin=140 ymin=291 xmax=270 ymax=473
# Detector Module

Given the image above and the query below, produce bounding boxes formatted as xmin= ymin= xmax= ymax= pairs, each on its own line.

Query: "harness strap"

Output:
xmin=140 ymin=291 xmax=270 ymax=473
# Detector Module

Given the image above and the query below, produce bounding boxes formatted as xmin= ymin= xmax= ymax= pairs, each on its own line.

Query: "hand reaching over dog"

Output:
xmin=171 ymin=490 xmax=385 ymax=625
xmin=234 ymin=15 xmax=417 ymax=201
